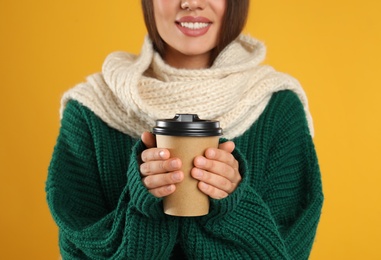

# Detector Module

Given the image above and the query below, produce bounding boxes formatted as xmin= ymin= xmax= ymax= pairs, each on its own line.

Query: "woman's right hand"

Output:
xmin=140 ymin=131 xmax=184 ymax=198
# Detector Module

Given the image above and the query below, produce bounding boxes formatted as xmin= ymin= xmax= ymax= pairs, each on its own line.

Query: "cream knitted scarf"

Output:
xmin=61 ymin=34 xmax=314 ymax=139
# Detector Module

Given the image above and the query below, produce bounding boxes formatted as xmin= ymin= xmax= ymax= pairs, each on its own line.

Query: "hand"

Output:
xmin=191 ymin=141 xmax=241 ymax=199
xmin=140 ymin=131 xmax=184 ymax=198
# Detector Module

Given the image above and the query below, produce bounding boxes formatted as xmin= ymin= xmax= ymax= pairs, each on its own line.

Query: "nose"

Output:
xmin=188 ymin=0 xmax=207 ymax=10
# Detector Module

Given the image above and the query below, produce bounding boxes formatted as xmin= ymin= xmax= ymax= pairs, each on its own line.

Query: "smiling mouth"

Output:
xmin=178 ymin=22 xmax=211 ymax=29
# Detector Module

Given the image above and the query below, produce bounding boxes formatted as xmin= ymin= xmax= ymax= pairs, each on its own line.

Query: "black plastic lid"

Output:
xmin=153 ymin=114 xmax=223 ymax=137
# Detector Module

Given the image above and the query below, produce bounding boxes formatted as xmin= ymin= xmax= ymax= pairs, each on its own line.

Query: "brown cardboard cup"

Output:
xmin=153 ymin=114 xmax=222 ymax=217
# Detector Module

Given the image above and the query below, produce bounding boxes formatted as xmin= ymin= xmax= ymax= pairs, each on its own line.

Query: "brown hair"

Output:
xmin=141 ymin=0 xmax=250 ymax=66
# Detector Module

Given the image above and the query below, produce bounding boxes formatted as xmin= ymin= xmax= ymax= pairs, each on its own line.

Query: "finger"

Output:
xmin=198 ymin=181 xmax=228 ymax=200
xmin=140 ymin=158 xmax=182 ymax=176
xmin=141 ymin=148 xmax=170 ymax=163
xmin=193 ymin=155 xmax=237 ymax=183
xmin=191 ymin=168 xmax=236 ymax=194
xmin=149 ymin=184 xmax=176 ymax=198
xmin=204 ymin=147 xmax=237 ymax=168
xmin=142 ymin=171 xmax=184 ymax=190
xmin=141 ymin=131 xmax=156 ymax=148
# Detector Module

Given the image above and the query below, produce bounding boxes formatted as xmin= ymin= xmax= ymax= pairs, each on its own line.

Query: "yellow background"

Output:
xmin=1 ymin=0 xmax=380 ymax=259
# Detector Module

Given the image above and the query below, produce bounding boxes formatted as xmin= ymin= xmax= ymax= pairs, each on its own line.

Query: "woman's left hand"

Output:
xmin=191 ymin=141 xmax=241 ymax=199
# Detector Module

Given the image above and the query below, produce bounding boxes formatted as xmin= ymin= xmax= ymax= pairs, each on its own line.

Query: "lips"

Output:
xmin=176 ymin=16 xmax=212 ymax=37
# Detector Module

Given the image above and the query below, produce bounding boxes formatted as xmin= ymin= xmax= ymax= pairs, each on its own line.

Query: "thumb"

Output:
xmin=218 ymin=141 xmax=235 ymax=153
xmin=141 ymin=131 xmax=156 ymax=148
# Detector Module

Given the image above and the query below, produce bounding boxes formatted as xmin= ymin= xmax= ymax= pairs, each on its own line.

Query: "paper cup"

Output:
xmin=153 ymin=114 xmax=222 ymax=217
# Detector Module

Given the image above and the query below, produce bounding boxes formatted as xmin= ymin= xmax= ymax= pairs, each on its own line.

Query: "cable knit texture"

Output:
xmin=60 ymin=35 xmax=314 ymax=139
xmin=47 ymin=90 xmax=323 ymax=259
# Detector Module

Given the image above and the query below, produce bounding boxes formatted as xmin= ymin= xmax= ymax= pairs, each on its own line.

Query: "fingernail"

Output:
xmin=207 ymin=149 xmax=215 ymax=158
xmin=159 ymin=150 xmax=165 ymax=158
xmin=170 ymin=159 xmax=179 ymax=168
xmin=197 ymin=157 xmax=206 ymax=166
xmin=194 ymin=169 xmax=203 ymax=178
xmin=172 ymin=172 xmax=181 ymax=181
xmin=200 ymin=182 xmax=208 ymax=190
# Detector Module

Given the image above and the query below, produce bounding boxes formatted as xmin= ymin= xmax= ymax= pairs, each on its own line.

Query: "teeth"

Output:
xmin=180 ymin=22 xmax=209 ymax=29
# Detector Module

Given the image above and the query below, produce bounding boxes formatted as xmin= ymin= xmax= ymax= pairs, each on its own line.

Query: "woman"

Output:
xmin=46 ymin=0 xmax=324 ymax=259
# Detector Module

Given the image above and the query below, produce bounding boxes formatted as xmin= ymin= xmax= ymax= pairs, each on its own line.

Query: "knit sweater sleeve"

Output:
xmin=46 ymin=100 xmax=178 ymax=259
xmin=179 ymin=91 xmax=323 ymax=259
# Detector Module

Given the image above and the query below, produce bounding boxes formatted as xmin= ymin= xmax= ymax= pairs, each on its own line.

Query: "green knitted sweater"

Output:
xmin=46 ymin=90 xmax=323 ymax=259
